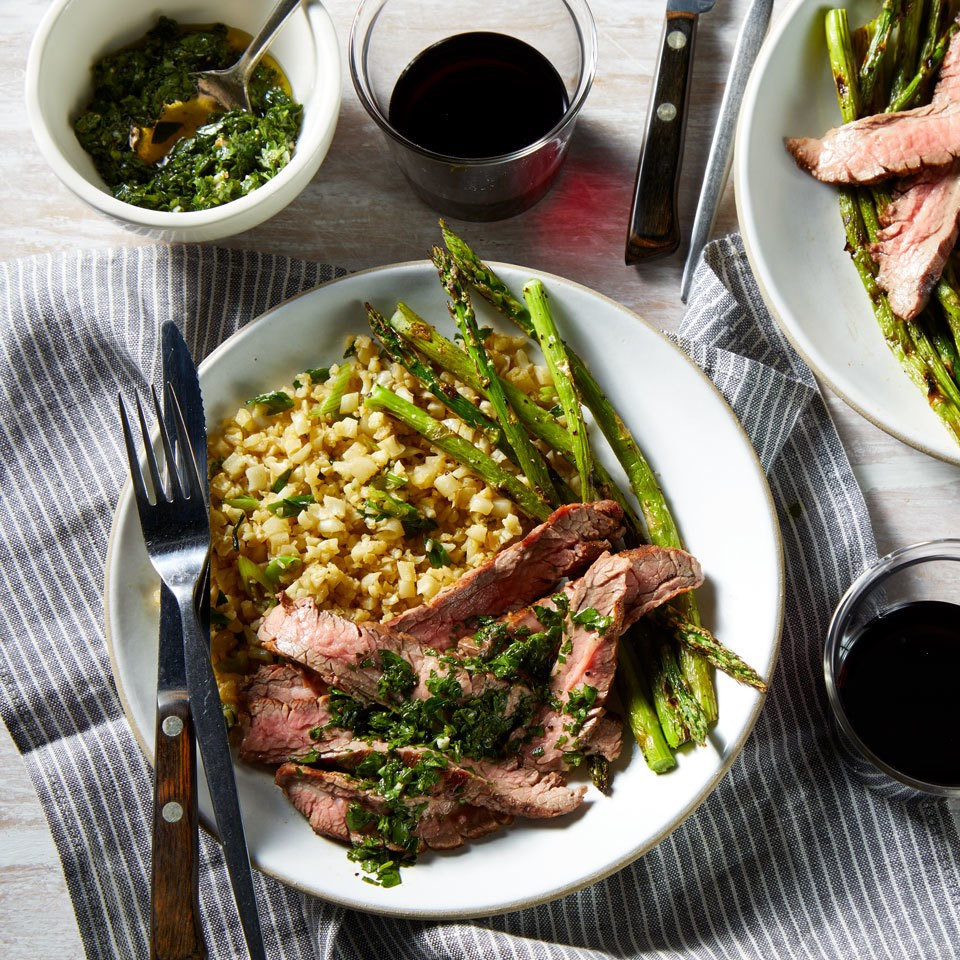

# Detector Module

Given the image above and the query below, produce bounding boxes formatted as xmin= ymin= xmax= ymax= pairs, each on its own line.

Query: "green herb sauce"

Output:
xmin=73 ymin=17 xmax=302 ymax=212
xmin=304 ymin=594 xmax=584 ymax=885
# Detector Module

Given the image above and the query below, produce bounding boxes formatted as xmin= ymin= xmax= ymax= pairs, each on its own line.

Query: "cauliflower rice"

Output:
xmin=208 ymin=329 xmax=566 ymax=715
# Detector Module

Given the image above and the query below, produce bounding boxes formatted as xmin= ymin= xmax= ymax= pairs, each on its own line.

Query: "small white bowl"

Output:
xmin=25 ymin=0 xmax=341 ymax=242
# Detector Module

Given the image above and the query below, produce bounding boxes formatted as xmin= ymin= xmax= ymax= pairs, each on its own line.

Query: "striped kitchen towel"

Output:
xmin=0 ymin=237 xmax=956 ymax=960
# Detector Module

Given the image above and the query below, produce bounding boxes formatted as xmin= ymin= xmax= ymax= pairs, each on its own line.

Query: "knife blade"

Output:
xmin=680 ymin=0 xmax=774 ymax=301
xmin=161 ymin=321 xmax=267 ymax=960
xmin=625 ymin=0 xmax=717 ymax=264
xmin=152 ymin=348 xmax=205 ymax=958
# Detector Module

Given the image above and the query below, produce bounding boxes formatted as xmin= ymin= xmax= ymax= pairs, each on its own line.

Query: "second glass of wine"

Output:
xmin=349 ymin=0 xmax=597 ymax=221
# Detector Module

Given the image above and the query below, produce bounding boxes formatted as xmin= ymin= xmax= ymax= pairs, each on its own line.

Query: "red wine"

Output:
xmin=388 ymin=32 xmax=569 ymax=159
xmin=837 ymin=600 xmax=960 ymax=786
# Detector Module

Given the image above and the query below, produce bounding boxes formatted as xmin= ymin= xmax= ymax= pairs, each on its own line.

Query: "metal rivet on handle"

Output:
xmin=162 ymin=802 xmax=184 ymax=823
xmin=162 ymin=715 xmax=184 ymax=737
xmin=657 ymin=103 xmax=678 ymax=122
xmin=667 ymin=30 xmax=687 ymax=50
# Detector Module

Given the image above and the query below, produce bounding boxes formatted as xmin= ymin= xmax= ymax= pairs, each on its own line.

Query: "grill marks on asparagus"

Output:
xmin=785 ymin=3 xmax=960 ymax=434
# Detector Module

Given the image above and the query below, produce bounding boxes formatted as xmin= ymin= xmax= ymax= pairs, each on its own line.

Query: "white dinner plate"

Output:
xmin=105 ymin=262 xmax=784 ymax=918
xmin=736 ymin=0 xmax=960 ymax=465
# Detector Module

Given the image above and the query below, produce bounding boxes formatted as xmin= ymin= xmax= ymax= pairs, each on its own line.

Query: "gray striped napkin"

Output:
xmin=0 ymin=237 xmax=956 ymax=959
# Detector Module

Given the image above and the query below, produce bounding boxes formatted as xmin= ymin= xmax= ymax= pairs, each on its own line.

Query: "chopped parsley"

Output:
xmin=571 ymin=607 xmax=614 ymax=635
xmin=339 ymin=751 xmax=447 ymax=885
xmin=376 ymin=650 xmax=416 ymax=702
xmin=73 ymin=18 xmax=302 ymax=212
xmin=564 ymin=684 xmax=598 ymax=736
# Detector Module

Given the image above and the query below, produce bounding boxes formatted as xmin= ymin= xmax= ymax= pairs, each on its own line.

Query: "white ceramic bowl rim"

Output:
xmin=25 ymin=0 xmax=337 ymax=228
xmin=347 ymin=0 xmax=598 ymax=166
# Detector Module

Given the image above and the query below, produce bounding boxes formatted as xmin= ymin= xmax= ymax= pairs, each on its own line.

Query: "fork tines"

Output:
xmin=119 ymin=383 xmax=204 ymax=507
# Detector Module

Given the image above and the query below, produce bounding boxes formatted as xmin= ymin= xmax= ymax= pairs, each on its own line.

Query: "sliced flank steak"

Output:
xmin=326 ymin=745 xmax=587 ymax=819
xmin=258 ymin=595 xmax=536 ymax=709
xmin=871 ymin=166 xmax=960 ymax=319
xmin=786 ymin=101 xmax=960 ymax=185
xmin=870 ymin=23 xmax=960 ymax=320
xmin=383 ymin=499 xmax=625 ymax=649
xmin=508 ymin=546 xmax=703 ymax=770
xmin=243 ymin=662 xmax=327 ymax=703
xmin=239 ymin=696 xmax=352 ymax=766
xmin=784 ymin=18 xmax=960 ymax=320
xmin=275 ymin=764 xmax=510 ymax=851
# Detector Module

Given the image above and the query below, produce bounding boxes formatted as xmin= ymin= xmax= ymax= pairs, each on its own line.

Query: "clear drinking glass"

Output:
xmin=824 ymin=540 xmax=960 ymax=800
xmin=349 ymin=0 xmax=597 ymax=221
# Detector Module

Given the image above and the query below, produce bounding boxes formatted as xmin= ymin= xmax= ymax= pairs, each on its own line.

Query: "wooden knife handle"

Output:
xmin=625 ymin=12 xmax=698 ymax=263
xmin=151 ymin=697 xmax=206 ymax=960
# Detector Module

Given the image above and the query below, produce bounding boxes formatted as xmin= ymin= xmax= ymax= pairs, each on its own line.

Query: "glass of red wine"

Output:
xmin=349 ymin=0 xmax=597 ymax=220
xmin=825 ymin=540 xmax=960 ymax=799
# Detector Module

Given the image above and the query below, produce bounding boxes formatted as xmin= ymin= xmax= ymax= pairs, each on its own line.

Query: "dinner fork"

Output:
xmin=119 ymin=384 xmax=209 ymax=960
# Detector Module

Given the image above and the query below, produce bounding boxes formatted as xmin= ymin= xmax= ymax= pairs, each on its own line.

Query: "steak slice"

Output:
xmin=275 ymin=764 xmax=509 ymax=852
xmin=327 ymin=745 xmax=586 ymax=818
xmin=243 ymin=662 xmax=327 ymax=703
xmin=786 ymin=101 xmax=960 ymax=184
xmin=384 ymin=500 xmax=625 ymax=649
xmin=258 ymin=596 xmax=534 ymax=709
xmin=508 ymin=546 xmax=702 ymax=770
xmin=869 ymin=26 xmax=960 ymax=320
xmin=871 ymin=165 xmax=960 ymax=319
xmin=239 ymin=696 xmax=358 ymax=765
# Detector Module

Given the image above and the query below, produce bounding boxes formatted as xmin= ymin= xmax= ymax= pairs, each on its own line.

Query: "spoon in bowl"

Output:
xmin=195 ymin=0 xmax=303 ymax=113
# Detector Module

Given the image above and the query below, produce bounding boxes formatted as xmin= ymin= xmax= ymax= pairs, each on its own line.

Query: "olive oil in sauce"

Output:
xmin=388 ymin=31 xmax=569 ymax=158
xmin=837 ymin=599 xmax=960 ymax=786
xmin=130 ymin=26 xmax=293 ymax=166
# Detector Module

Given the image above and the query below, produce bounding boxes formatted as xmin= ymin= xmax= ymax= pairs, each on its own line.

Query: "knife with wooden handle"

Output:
xmin=625 ymin=0 xmax=716 ymax=264
xmin=151 ymin=329 xmax=205 ymax=960
xmin=161 ymin=321 xmax=268 ymax=960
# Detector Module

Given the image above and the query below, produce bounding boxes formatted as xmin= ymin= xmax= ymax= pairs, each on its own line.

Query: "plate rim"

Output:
xmin=733 ymin=0 xmax=960 ymax=467
xmin=104 ymin=259 xmax=785 ymax=918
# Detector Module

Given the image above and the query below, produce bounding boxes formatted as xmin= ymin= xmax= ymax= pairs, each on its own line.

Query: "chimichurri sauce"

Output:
xmin=73 ymin=17 xmax=302 ymax=212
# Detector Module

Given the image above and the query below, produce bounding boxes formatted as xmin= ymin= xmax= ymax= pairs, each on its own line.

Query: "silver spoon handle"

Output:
xmin=235 ymin=0 xmax=304 ymax=82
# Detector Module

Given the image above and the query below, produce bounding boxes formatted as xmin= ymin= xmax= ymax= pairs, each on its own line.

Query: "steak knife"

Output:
xmin=625 ymin=0 xmax=716 ymax=264
xmin=151 ymin=335 xmax=205 ymax=960
xmin=161 ymin=321 xmax=267 ymax=960
xmin=680 ymin=0 xmax=774 ymax=301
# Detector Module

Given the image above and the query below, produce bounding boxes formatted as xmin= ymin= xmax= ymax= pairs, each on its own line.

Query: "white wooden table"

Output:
xmin=2 ymin=0 xmax=958 ymax=956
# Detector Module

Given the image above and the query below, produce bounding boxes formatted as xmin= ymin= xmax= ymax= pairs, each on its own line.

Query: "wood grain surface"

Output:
xmin=2 ymin=0 xmax=958 ymax=957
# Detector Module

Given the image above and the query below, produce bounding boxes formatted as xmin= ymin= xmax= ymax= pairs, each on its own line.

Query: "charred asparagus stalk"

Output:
xmin=655 ymin=609 xmax=767 ymax=692
xmin=826 ymin=9 xmax=960 ymax=442
xmin=363 ymin=384 xmax=552 ymax=521
xmin=366 ymin=303 xmax=504 ymax=449
xmin=858 ymin=0 xmax=896 ymax=109
xmin=388 ymin=303 xmax=645 ymax=535
xmin=433 ymin=247 xmax=559 ymax=505
xmin=441 ymin=224 xmax=717 ymax=724
xmin=523 ymin=279 xmax=595 ymax=500
xmin=617 ymin=639 xmax=676 ymax=773
xmin=368 ymin=302 xmax=577 ymax=504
